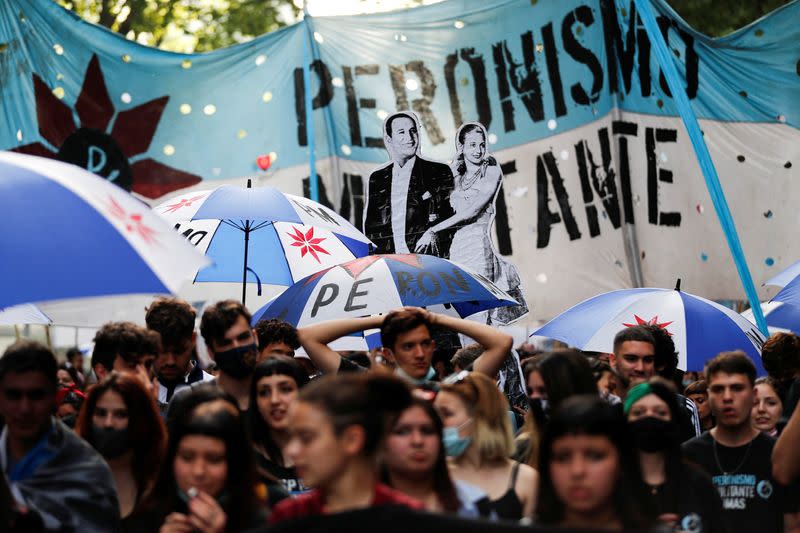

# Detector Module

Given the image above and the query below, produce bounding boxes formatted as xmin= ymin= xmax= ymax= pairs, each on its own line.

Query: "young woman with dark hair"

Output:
xmin=435 ymin=372 xmax=538 ymax=521
xmin=625 ymin=378 xmax=725 ymax=533
xmin=270 ymin=373 xmax=424 ymax=522
xmin=248 ymin=357 xmax=310 ymax=496
xmin=75 ymin=372 xmax=167 ymax=521
xmin=382 ymin=398 xmax=485 ymax=517
xmin=131 ymin=399 xmax=265 ymax=532
xmin=537 ymin=395 xmax=654 ymax=531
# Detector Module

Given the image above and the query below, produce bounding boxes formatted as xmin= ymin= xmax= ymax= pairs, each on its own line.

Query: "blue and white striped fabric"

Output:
xmin=742 ymin=301 xmax=800 ymax=335
xmin=0 ymin=152 xmax=209 ymax=308
xmin=766 ymin=260 xmax=800 ymax=309
xmin=533 ymin=288 xmax=766 ymax=373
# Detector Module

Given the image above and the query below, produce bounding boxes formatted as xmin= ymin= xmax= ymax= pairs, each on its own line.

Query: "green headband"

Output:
xmin=623 ymin=382 xmax=653 ymax=414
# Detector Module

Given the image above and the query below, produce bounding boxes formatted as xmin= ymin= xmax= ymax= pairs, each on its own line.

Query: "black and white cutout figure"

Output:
xmin=415 ymin=122 xmax=528 ymax=324
xmin=363 ymin=111 xmax=456 ymax=257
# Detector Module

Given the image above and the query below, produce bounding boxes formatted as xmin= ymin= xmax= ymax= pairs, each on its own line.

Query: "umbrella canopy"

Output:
xmin=153 ymin=182 xmax=372 ymax=304
xmin=0 ymin=152 xmax=209 ymax=308
xmin=765 ymin=260 xmax=800 ymax=307
xmin=251 ymin=253 xmax=517 ymax=327
xmin=742 ymin=301 xmax=800 ymax=335
xmin=0 ymin=304 xmax=52 ymax=325
xmin=532 ymin=287 xmax=766 ymax=373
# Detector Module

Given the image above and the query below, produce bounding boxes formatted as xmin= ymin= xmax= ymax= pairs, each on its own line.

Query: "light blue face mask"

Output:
xmin=442 ymin=419 xmax=472 ymax=457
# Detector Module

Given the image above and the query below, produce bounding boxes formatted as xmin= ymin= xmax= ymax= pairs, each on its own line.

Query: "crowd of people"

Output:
xmin=1 ymin=296 xmax=799 ymax=532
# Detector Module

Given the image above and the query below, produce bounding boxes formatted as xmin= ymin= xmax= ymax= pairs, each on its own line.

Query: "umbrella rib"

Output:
xmin=220 ymin=219 xmax=245 ymax=232
xmin=251 ymin=220 xmax=275 ymax=232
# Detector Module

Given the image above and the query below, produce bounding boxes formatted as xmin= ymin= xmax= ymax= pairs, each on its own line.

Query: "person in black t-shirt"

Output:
xmin=682 ymin=351 xmax=800 ymax=533
xmin=625 ymin=377 xmax=725 ymax=533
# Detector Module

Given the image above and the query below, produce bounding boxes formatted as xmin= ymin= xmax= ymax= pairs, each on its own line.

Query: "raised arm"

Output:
xmin=297 ymin=315 xmax=384 ymax=374
xmin=423 ymin=309 xmax=512 ymax=378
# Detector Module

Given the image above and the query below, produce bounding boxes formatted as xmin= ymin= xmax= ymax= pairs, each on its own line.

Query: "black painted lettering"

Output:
xmin=536 ymin=151 xmax=581 ymax=248
xmin=311 ymin=283 xmax=339 ymax=317
xmin=542 ymin=22 xmax=567 ymax=117
xmin=395 ymin=271 xmax=414 ymax=297
xmin=344 ymin=277 xmax=372 ymax=312
xmin=440 ymin=268 xmax=470 ymax=294
xmin=612 ymin=120 xmax=638 ymax=224
xmin=492 ymin=32 xmax=545 ymax=132
xmin=417 ymin=271 xmax=442 ymax=297
xmin=562 ymin=6 xmax=604 ymax=105
xmin=645 ymin=127 xmax=681 ymax=227
xmin=294 ymin=60 xmax=333 ymax=146
xmin=389 ymin=61 xmax=444 ymax=144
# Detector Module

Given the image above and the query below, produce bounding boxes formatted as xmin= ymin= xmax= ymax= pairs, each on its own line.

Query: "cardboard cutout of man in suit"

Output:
xmin=364 ymin=111 xmax=455 ymax=258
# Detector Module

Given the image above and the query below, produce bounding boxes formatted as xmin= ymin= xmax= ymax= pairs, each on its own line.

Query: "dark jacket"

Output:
xmin=364 ymin=157 xmax=455 ymax=257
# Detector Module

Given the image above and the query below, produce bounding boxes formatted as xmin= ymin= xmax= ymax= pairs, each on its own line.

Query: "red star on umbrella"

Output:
xmin=288 ymin=226 xmax=329 ymax=263
xmin=162 ymin=194 xmax=208 ymax=213
xmin=623 ymin=315 xmax=673 ymax=335
xmin=12 ymin=55 xmax=201 ymax=198
xmin=106 ymin=196 xmax=158 ymax=245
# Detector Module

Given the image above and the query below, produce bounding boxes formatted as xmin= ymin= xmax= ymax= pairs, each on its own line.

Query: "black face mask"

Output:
xmin=60 ymin=413 xmax=77 ymax=429
xmin=213 ymin=343 xmax=257 ymax=379
xmin=92 ymin=426 xmax=131 ymax=459
xmin=629 ymin=417 xmax=678 ymax=453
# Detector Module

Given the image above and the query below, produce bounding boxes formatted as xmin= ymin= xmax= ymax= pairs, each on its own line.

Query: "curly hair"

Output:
xmin=254 ymin=319 xmax=300 ymax=351
xmin=199 ymin=300 xmax=252 ymax=349
xmin=761 ymin=332 xmax=800 ymax=380
xmin=145 ymin=297 xmax=196 ymax=351
xmin=92 ymin=322 xmax=161 ymax=373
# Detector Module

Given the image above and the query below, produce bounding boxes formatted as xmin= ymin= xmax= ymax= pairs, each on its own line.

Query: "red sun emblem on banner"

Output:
xmin=288 ymin=227 xmax=329 ymax=262
xmin=623 ymin=315 xmax=674 ymax=335
xmin=12 ymin=55 xmax=201 ymax=199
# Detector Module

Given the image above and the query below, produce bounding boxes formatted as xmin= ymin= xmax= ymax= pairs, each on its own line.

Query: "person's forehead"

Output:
xmin=394 ymin=324 xmax=431 ymax=343
xmin=390 ymin=116 xmax=416 ymax=133
xmin=1 ymin=371 xmax=51 ymax=388
xmin=223 ymin=315 xmax=251 ymax=337
xmin=708 ymin=371 xmax=750 ymax=386
xmin=633 ymin=393 xmax=668 ymax=409
xmin=618 ymin=340 xmax=655 ymax=356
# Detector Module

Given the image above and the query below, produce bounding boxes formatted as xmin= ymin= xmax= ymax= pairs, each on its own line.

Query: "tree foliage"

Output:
xmin=57 ymin=0 xmax=299 ymax=52
xmin=666 ymin=0 xmax=792 ymax=37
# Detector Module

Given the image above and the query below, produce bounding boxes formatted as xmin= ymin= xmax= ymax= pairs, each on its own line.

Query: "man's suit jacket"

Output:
xmin=364 ymin=157 xmax=455 ymax=257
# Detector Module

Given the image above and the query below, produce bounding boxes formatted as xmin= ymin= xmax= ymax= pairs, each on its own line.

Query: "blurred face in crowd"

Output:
xmin=528 ymin=370 xmax=547 ymax=400
xmin=0 ymin=371 xmax=55 ymax=445
xmin=707 ymin=372 xmax=754 ymax=430
xmin=384 ymin=405 xmax=440 ymax=476
xmin=386 ymin=325 xmax=436 ymax=380
xmin=93 ymin=390 xmax=129 ymax=430
xmin=549 ymin=434 xmax=620 ymax=519
xmin=434 ymin=391 xmax=472 ymax=438
xmin=258 ymin=342 xmax=295 ymax=362
xmin=752 ymin=383 xmax=782 ymax=434
xmin=256 ymin=374 xmax=299 ymax=431
xmin=627 ymin=394 xmax=671 ymax=422
xmin=611 ymin=341 xmax=655 ymax=387
xmin=597 ymin=370 xmax=620 ymax=398
xmin=70 ymin=353 xmax=84 ymax=371
xmin=285 ymin=401 xmax=361 ymax=489
xmin=688 ymin=392 xmax=711 ymax=422
xmin=112 ymin=353 xmax=155 ymax=388
xmin=57 ymin=369 xmax=75 ymax=388
xmin=210 ymin=316 xmax=257 ymax=360
xmin=57 ymin=402 xmax=79 ymax=420
xmin=155 ymin=337 xmax=194 ymax=383
xmin=173 ymin=435 xmax=228 ymax=498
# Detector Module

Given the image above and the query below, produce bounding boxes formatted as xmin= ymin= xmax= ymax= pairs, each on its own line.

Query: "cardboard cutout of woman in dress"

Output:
xmin=414 ymin=122 xmax=528 ymax=324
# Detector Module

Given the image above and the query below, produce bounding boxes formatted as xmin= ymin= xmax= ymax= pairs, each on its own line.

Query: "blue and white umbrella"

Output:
xmin=765 ymin=260 xmax=800 ymax=307
xmin=154 ymin=181 xmax=372 ymax=305
xmin=251 ymin=254 xmax=517 ymax=331
xmin=0 ymin=304 xmax=52 ymax=325
xmin=742 ymin=301 xmax=800 ymax=335
xmin=532 ymin=286 xmax=766 ymax=373
xmin=0 ymin=152 xmax=209 ymax=308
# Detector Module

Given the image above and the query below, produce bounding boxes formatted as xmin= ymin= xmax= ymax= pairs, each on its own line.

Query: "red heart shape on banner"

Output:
xmin=256 ymin=154 xmax=271 ymax=170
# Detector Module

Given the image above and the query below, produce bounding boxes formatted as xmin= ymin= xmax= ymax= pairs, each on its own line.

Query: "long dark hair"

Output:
xmin=76 ymin=372 xmax=166 ymax=505
xmin=248 ymin=357 xmax=309 ymax=466
xmin=141 ymin=399 xmax=259 ymax=531
xmin=382 ymin=398 xmax=460 ymax=512
xmin=537 ymin=395 xmax=654 ymax=529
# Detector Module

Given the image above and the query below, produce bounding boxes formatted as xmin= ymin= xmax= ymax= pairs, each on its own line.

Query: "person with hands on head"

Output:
xmin=298 ymin=306 xmax=513 ymax=383
xmin=91 ymin=321 xmax=160 ymax=394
